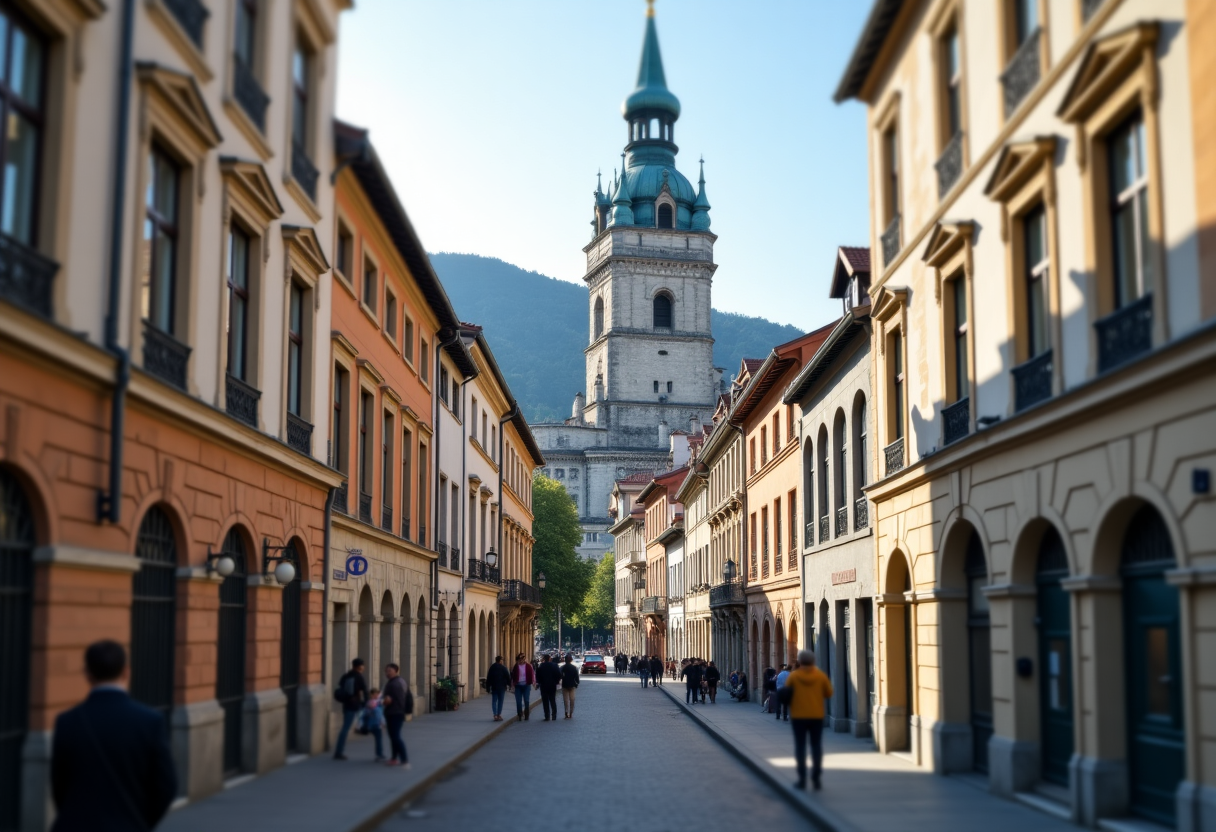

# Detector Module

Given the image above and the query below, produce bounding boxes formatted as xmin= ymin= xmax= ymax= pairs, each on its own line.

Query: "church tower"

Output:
xmin=582 ymin=0 xmax=721 ymax=444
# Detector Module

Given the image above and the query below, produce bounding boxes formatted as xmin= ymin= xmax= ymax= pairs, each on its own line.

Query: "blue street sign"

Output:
xmin=346 ymin=554 xmax=368 ymax=576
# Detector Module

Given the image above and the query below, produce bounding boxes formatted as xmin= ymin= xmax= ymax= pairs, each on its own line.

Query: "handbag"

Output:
xmin=403 ymin=686 xmax=414 ymax=715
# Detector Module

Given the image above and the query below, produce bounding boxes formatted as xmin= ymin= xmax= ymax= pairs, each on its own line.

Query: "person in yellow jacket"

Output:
xmin=783 ymin=649 xmax=834 ymax=790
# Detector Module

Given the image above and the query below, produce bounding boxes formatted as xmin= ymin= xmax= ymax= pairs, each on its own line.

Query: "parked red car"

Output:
xmin=580 ymin=654 xmax=607 ymax=674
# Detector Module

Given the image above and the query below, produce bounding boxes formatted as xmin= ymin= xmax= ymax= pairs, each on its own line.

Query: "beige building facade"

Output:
xmin=837 ymin=0 xmax=1216 ymax=828
xmin=704 ymin=398 xmax=748 ymax=675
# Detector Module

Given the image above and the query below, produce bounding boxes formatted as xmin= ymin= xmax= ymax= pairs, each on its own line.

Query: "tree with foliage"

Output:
xmin=531 ymin=474 xmax=591 ymax=638
xmin=569 ymin=551 xmax=615 ymax=632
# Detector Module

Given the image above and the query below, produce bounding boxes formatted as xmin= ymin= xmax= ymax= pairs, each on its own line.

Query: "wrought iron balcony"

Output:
xmin=854 ymin=497 xmax=869 ymax=531
xmin=357 ymin=491 xmax=372 ymax=524
xmin=1096 ymin=294 xmax=1152 ymax=373
xmin=819 ymin=515 xmax=829 ymax=544
xmin=401 ymin=518 xmax=410 ymax=540
xmin=835 ymin=506 xmax=848 ymax=538
xmin=805 ymin=521 xmax=814 ymax=549
xmin=381 ymin=504 xmax=392 ymax=533
xmin=627 ymin=550 xmax=647 ymax=567
xmin=761 ymin=546 xmax=769 ymax=578
xmin=0 ymin=232 xmax=57 ymax=318
xmin=292 ymin=141 xmax=319 ymax=203
xmin=1012 ymin=350 xmax=1053 ymax=412
xmin=334 ymin=481 xmax=348 ymax=514
xmin=942 ymin=397 xmax=970 ymax=445
xmin=1082 ymin=0 xmax=1105 ymax=21
xmin=881 ymin=214 xmax=901 ymax=270
xmin=286 ymin=413 xmax=313 ymax=455
xmin=1001 ymin=29 xmax=1041 ymax=117
xmin=233 ymin=55 xmax=269 ymax=132
xmin=788 ymin=549 xmax=798 ymax=572
xmin=884 ymin=437 xmax=905 ymax=477
xmin=467 ymin=559 xmax=501 ymax=585
xmin=500 ymin=579 xmax=541 ymax=605
xmin=450 ymin=546 xmax=461 ymax=570
xmin=436 ymin=541 xmax=448 ymax=569
xmin=142 ymin=322 xmax=190 ymax=390
xmin=641 ymin=596 xmax=667 ymax=615
xmin=225 ymin=374 xmax=260 ymax=427
xmin=418 ymin=524 xmax=426 ymax=547
xmin=935 ymin=131 xmax=964 ymax=198
xmin=709 ymin=581 xmax=745 ymax=608
xmin=164 ymin=0 xmax=208 ymax=46
xmin=615 ymin=601 xmax=636 ymax=616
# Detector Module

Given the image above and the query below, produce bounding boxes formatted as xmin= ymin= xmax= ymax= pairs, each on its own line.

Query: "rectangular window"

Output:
xmin=482 ymin=412 xmax=488 ymax=449
xmin=773 ymin=413 xmax=780 ymax=454
xmin=749 ymin=513 xmax=757 ymax=577
xmin=142 ymin=146 xmax=181 ymax=335
xmin=490 ymin=426 xmax=496 ymax=460
xmin=760 ymin=427 xmax=768 ymax=466
xmin=1023 ymin=204 xmax=1050 ymax=357
xmin=883 ymin=125 xmax=900 ymax=226
xmin=385 ymin=288 xmax=397 ymax=341
xmin=653 ymin=380 xmax=659 ymax=393
xmin=291 ymin=36 xmax=311 ymax=151
xmin=439 ymin=367 xmax=449 ymax=404
xmin=359 ymin=391 xmax=374 ymax=496
xmin=362 ymin=257 xmax=377 ymax=314
xmin=418 ymin=442 xmax=428 ymax=544
xmin=438 ymin=475 xmax=447 ymax=543
xmin=287 ymin=281 xmax=304 ymax=416
xmin=942 ymin=26 xmax=962 ymax=140
xmin=332 ymin=365 xmax=347 ymax=473
xmin=761 ymin=506 xmax=770 ymax=577
xmin=788 ymin=404 xmax=796 ymax=440
xmin=404 ymin=316 xmax=415 ymax=363
xmin=774 ymin=497 xmax=782 ymax=557
xmin=892 ymin=332 xmax=905 ymax=441
xmin=234 ymin=0 xmax=257 ymax=67
xmin=1108 ymin=110 xmax=1151 ymax=306
xmin=420 ymin=339 xmax=429 ymax=383
xmin=788 ymin=490 xmax=797 ymax=551
xmin=382 ymin=411 xmax=393 ymax=508
xmin=450 ymin=376 xmax=459 ymax=420
xmin=0 ymin=9 xmax=45 ymax=247
xmin=450 ymin=483 xmax=460 ymax=557
xmin=401 ymin=426 xmax=412 ymax=538
xmin=750 ymin=439 xmax=756 ymax=474
xmin=1013 ymin=0 xmax=1038 ymax=46
xmin=666 ymin=381 xmax=673 ymax=394
xmin=336 ymin=223 xmax=353 ymax=278
xmin=952 ymin=277 xmax=969 ymax=402
xmin=226 ymin=226 xmax=251 ymax=380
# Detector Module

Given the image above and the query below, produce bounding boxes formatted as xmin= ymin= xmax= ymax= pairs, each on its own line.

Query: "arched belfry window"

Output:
xmin=594 ymin=296 xmax=604 ymax=339
xmin=653 ymin=293 xmax=672 ymax=329
xmin=131 ymin=506 xmax=178 ymax=719
xmin=657 ymin=203 xmax=673 ymax=229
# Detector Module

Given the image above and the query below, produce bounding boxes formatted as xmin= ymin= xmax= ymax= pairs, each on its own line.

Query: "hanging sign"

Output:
xmin=346 ymin=553 xmax=369 ymax=576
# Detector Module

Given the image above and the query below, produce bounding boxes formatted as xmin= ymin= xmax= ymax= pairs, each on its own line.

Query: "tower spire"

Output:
xmin=622 ymin=1 xmax=680 ymax=120
xmin=691 ymin=155 xmax=711 ymax=231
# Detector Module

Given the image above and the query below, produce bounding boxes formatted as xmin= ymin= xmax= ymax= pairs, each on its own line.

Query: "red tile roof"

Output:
xmin=839 ymin=246 xmax=871 ymax=274
xmin=617 ymin=471 xmax=656 ymax=485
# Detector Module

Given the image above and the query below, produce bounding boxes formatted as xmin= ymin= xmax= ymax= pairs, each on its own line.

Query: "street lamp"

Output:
xmin=723 ymin=558 xmax=737 ymax=583
xmin=537 ymin=571 xmax=546 ymax=589
xmin=486 ymin=547 xmax=499 ymax=568
xmin=262 ymin=539 xmax=297 ymax=584
xmin=205 ymin=548 xmax=237 ymax=578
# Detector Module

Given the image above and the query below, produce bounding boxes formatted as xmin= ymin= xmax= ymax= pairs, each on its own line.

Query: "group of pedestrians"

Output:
xmin=677 ymin=658 xmax=722 ymax=704
xmin=333 ymin=658 xmax=412 ymax=768
xmin=483 ymin=653 xmax=582 ymax=721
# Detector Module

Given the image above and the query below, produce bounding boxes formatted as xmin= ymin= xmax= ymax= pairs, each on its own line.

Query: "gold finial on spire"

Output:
xmin=646 ymin=0 xmax=655 ymax=18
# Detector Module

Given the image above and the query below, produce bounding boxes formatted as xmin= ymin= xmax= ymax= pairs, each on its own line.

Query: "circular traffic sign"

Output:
xmin=346 ymin=554 xmax=369 ymax=576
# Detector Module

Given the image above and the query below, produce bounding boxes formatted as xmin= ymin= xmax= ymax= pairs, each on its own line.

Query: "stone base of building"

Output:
xmin=1177 ymin=781 xmax=1216 ymax=832
xmin=1072 ymin=753 xmax=1128 ymax=826
xmin=19 ymin=730 xmax=52 ymax=832
xmin=930 ymin=719 xmax=973 ymax=774
xmin=987 ymin=736 xmax=1040 ymax=798
xmin=874 ymin=704 xmax=908 ymax=755
xmin=296 ymin=683 xmax=330 ymax=755
xmin=171 ymin=699 xmax=226 ymax=800
xmin=242 ymin=688 xmax=287 ymax=774
xmin=829 ymin=715 xmax=872 ymax=738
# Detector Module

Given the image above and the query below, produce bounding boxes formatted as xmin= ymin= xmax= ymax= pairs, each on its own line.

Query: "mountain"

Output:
xmin=429 ymin=253 xmax=806 ymax=424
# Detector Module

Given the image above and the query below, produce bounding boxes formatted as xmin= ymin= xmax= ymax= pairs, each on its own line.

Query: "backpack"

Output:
xmin=334 ymin=673 xmax=356 ymax=704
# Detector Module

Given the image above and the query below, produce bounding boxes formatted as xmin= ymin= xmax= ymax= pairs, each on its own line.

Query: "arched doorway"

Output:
xmin=436 ymin=603 xmax=447 ymax=680
xmin=1036 ymin=526 xmax=1072 ymax=786
xmin=467 ymin=610 xmax=478 ymax=695
xmin=379 ymin=592 xmax=394 ymax=685
xmin=415 ymin=598 xmax=428 ymax=706
xmin=761 ymin=619 xmax=772 ymax=677
xmin=357 ymin=586 xmax=374 ymax=668
xmin=1121 ymin=506 xmax=1183 ymax=826
xmin=882 ymin=552 xmax=913 ymax=752
xmin=216 ymin=528 xmax=248 ymax=776
xmin=819 ymin=600 xmax=832 ymax=719
xmin=0 ymin=469 xmax=36 ymax=830
xmin=280 ymin=541 xmax=304 ymax=753
xmin=131 ymin=506 xmax=178 ymax=720
xmin=774 ymin=618 xmax=785 ymax=668
xmin=749 ymin=619 xmax=759 ymax=695
xmin=449 ymin=606 xmax=460 ymax=688
xmin=964 ymin=532 xmax=992 ymax=773
xmin=399 ymin=594 xmax=412 ymax=690
xmin=787 ymin=616 xmax=799 ymax=668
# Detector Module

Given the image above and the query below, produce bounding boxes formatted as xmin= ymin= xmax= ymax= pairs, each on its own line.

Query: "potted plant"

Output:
xmin=435 ymin=676 xmax=459 ymax=711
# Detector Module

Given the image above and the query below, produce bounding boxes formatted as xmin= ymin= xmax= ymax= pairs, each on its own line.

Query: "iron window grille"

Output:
xmin=1012 ymin=350 xmax=1053 ymax=412
xmin=835 ymin=506 xmax=848 ymax=538
xmin=164 ymin=0 xmax=208 ymax=46
xmin=286 ymin=413 xmax=313 ymax=455
xmin=854 ymin=497 xmax=869 ymax=531
xmin=942 ymin=397 xmax=970 ymax=445
xmin=131 ymin=507 xmax=178 ymax=720
xmin=884 ymin=437 xmax=905 ymax=477
xmin=142 ymin=322 xmax=191 ymax=390
xmin=225 ymin=373 xmax=260 ymax=427
xmin=1000 ymin=28 xmax=1041 ymax=117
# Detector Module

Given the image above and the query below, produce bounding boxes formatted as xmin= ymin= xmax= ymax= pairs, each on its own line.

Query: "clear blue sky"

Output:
xmin=336 ymin=0 xmax=872 ymax=331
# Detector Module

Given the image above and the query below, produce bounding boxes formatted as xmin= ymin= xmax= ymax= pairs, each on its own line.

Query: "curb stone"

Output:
xmin=657 ymin=685 xmax=859 ymax=832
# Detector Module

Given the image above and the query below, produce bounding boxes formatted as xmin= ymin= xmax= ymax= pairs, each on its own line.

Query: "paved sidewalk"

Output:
xmin=658 ymin=685 xmax=1082 ymax=832
xmin=159 ymin=696 xmax=540 ymax=832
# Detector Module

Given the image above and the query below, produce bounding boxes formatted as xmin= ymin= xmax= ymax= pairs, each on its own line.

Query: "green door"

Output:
xmin=1036 ymin=528 xmax=1073 ymax=786
xmin=1121 ymin=507 xmax=1184 ymax=826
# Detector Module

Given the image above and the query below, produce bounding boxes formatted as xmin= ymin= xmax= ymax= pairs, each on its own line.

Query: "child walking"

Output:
xmin=363 ymin=687 xmax=386 ymax=761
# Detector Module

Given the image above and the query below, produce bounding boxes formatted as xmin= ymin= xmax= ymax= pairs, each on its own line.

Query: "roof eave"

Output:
xmin=833 ymin=0 xmax=906 ymax=104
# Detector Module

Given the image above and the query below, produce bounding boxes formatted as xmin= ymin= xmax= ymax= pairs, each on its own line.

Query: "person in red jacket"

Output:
xmin=511 ymin=653 xmax=537 ymax=721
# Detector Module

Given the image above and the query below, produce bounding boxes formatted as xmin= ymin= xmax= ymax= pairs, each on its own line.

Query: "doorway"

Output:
xmin=1036 ymin=527 xmax=1072 ymax=786
xmin=216 ymin=529 xmax=247 ymax=776
xmin=280 ymin=547 xmax=302 ymax=754
xmin=0 ymin=470 xmax=35 ymax=831
xmin=841 ymin=602 xmax=853 ymax=722
xmin=965 ymin=533 xmax=992 ymax=773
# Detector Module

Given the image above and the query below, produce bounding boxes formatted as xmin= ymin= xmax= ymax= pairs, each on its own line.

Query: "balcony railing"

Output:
xmin=164 ymin=0 xmax=208 ymax=46
xmin=935 ymin=131 xmax=964 ymax=198
xmin=819 ymin=515 xmax=829 ymax=544
xmin=381 ymin=504 xmax=392 ymax=533
xmin=1012 ymin=349 xmax=1053 ymax=412
xmin=854 ymin=497 xmax=869 ymax=531
xmin=805 ymin=521 xmax=814 ymax=549
xmin=881 ymin=214 xmax=901 ymax=270
xmin=467 ymin=559 xmax=501 ymax=585
xmin=286 ymin=413 xmax=313 ymax=455
xmin=450 ymin=546 xmax=461 ymax=571
xmin=942 ymin=397 xmax=970 ymax=445
xmin=641 ymin=596 xmax=667 ymax=615
xmin=334 ymin=481 xmax=348 ymax=514
xmin=788 ymin=548 xmax=798 ymax=572
xmin=616 ymin=601 xmax=636 ymax=616
xmin=500 ymin=579 xmax=541 ymax=605
xmin=292 ymin=140 xmax=319 ymax=203
xmin=761 ymin=546 xmax=770 ymax=578
xmin=0 ymin=232 xmax=58 ymax=318
xmin=1001 ymin=29 xmax=1041 ymax=117
xmin=358 ymin=491 xmax=372 ymax=524
xmin=835 ymin=506 xmax=848 ymax=538
xmin=401 ymin=517 xmax=410 ymax=540
xmin=436 ymin=541 xmax=448 ymax=569
xmin=709 ymin=581 xmax=745 ymax=608
xmin=225 ymin=373 xmax=260 ymax=427
xmin=884 ymin=437 xmax=905 ymax=477
xmin=418 ymin=524 xmax=426 ymax=547
xmin=1096 ymin=294 xmax=1152 ymax=373
xmin=233 ymin=55 xmax=269 ymax=132
xmin=1082 ymin=0 xmax=1105 ymax=21
xmin=142 ymin=322 xmax=191 ymax=390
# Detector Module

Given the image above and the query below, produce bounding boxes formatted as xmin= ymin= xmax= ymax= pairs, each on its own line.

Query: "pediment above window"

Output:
xmin=870 ymin=285 xmax=908 ymax=325
xmin=1057 ymin=22 xmax=1158 ymax=124
xmin=136 ymin=62 xmax=222 ymax=154
xmin=282 ymin=225 xmax=330 ymax=283
xmin=984 ymin=138 xmax=1057 ymax=203
xmin=922 ymin=222 xmax=974 ymax=303
xmin=221 ymin=159 xmax=285 ymax=228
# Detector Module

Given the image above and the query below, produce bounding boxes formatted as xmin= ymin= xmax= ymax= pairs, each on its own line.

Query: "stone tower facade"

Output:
xmin=532 ymin=2 xmax=722 ymax=561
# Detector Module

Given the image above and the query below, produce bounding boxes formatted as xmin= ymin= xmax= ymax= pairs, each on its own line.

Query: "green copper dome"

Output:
xmin=622 ymin=9 xmax=680 ymax=119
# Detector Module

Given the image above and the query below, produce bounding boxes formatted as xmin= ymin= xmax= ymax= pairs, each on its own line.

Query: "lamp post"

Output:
xmin=539 ymin=571 xmax=560 ymax=652
xmin=723 ymin=557 xmax=737 ymax=584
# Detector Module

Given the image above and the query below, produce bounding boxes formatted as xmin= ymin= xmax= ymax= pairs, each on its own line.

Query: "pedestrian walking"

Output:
xmin=680 ymin=657 xmax=704 ymax=704
xmin=50 ymin=640 xmax=177 ymax=832
xmin=512 ymin=653 xmax=536 ymax=721
xmin=333 ymin=658 xmax=369 ymax=759
xmin=705 ymin=661 xmax=721 ymax=703
xmin=537 ymin=654 xmax=562 ymax=721
xmin=638 ymin=655 xmax=650 ymax=687
xmin=361 ymin=688 xmax=386 ymax=761
xmin=381 ymin=663 xmax=410 ymax=768
xmin=784 ymin=649 xmax=834 ymax=791
xmin=650 ymin=655 xmax=663 ymax=686
xmin=762 ymin=666 xmax=778 ymax=713
xmin=486 ymin=655 xmax=511 ymax=721
xmin=775 ymin=664 xmax=792 ymax=721
xmin=560 ymin=654 xmax=580 ymax=718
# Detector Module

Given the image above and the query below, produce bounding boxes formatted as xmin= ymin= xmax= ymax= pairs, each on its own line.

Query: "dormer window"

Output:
xmin=657 ymin=203 xmax=673 ymax=228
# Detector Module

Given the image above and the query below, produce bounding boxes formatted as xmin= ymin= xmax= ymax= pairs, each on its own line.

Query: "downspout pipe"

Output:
xmin=97 ymin=0 xmax=136 ymax=524
xmin=321 ymin=486 xmax=335 ymax=695
xmin=496 ymin=402 xmax=519 ymax=655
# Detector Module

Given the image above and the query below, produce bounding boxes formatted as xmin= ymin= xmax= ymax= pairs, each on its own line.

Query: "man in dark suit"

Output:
xmin=51 ymin=639 xmax=177 ymax=831
xmin=535 ymin=654 xmax=562 ymax=721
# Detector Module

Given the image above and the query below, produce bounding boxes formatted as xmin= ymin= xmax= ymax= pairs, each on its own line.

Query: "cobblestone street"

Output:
xmin=373 ymin=675 xmax=808 ymax=832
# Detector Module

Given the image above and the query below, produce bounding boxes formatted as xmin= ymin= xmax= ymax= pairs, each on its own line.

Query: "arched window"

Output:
xmin=853 ymin=393 xmax=869 ymax=530
xmin=817 ymin=425 xmax=829 ymax=540
xmin=834 ymin=409 xmax=847 ymax=533
xmin=657 ymin=203 xmax=673 ymax=228
xmin=653 ymin=293 xmax=672 ymax=329
xmin=217 ymin=527 xmax=248 ymax=775
xmin=131 ymin=506 xmax=178 ymax=719
xmin=0 ymin=469 xmax=35 ymax=827
xmin=281 ymin=540 xmax=304 ymax=752
xmin=593 ymin=296 xmax=604 ymax=339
